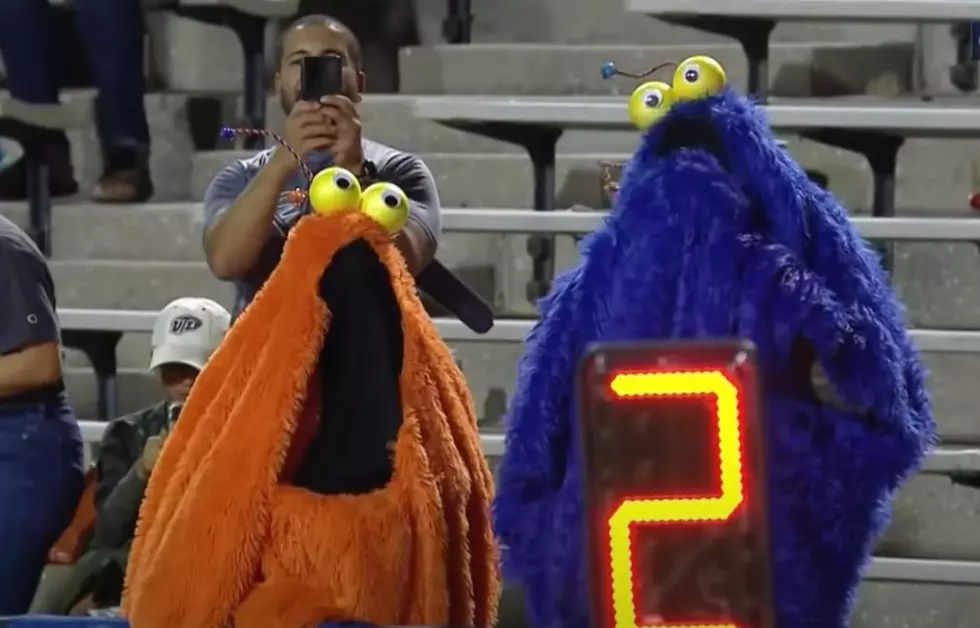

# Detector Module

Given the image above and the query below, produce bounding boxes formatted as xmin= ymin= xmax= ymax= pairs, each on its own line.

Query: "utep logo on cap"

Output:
xmin=170 ymin=314 xmax=203 ymax=336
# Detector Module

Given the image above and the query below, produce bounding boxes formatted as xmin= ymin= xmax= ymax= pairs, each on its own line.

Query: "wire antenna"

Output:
xmin=601 ymin=61 xmax=674 ymax=81
xmin=220 ymin=127 xmax=313 ymax=185
xmin=220 ymin=127 xmax=311 ymax=206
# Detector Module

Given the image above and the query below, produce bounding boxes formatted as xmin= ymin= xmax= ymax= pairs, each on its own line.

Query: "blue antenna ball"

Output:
xmin=600 ymin=61 xmax=617 ymax=80
xmin=219 ymin=127 xmax=235 ymax=140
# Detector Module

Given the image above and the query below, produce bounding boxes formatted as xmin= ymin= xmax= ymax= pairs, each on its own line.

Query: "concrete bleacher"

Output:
xmin=4 ymin=0 xmax=980 ymax=622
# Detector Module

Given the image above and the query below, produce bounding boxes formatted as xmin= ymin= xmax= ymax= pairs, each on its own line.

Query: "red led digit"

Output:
xmin=606 ymin=370 xmax=746 ymax=628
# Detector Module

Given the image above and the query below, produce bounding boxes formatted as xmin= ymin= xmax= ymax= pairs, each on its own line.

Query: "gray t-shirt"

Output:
xmin=0 ymin=214 xmax=65 ymax=404
xmin=203 ymin=139 xmax=442 ymax=318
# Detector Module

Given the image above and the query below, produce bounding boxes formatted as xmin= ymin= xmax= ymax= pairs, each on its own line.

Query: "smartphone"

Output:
xmin=300 ymin=54 xmax=344 ymax=101
xmin=167 ymin=402 xmax=183 ymax=428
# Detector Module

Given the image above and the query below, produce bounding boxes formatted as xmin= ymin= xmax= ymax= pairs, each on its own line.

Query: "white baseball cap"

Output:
xmin=149 ymin=298 xmax=231 ymax=372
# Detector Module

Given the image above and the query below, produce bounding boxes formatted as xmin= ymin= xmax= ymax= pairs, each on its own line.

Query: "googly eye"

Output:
xmin=332 ymin=170 xmax=355 ymax=190
xmin=627 ymin=80 xmax=674 ymax=130
xmin=642 ymin=88 xmax=664 ymax=109
xmin=382 ymin=191 xmax=401 ymax=208
xmin=670 ymin=56 xmax=726 ymax=101
xmin=681 ymin=63 xmax=701 ymax=84
xmin=309 ymin=166 xmax=362 ymax=215
xmin=360 ymin=182 xmax=410 ymax=235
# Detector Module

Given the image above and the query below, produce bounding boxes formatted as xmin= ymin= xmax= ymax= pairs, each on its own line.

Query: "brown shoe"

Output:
xmin=92 ymin=165 xmax=153 ymax=203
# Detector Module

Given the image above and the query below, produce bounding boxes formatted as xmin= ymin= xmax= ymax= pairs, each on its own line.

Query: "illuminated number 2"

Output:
xmin=607 ymin=370 xmax=746 ymax=628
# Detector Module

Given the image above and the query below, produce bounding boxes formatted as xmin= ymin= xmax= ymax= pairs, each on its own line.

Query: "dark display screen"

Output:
xmin=577 ymin=340 xmax=775 ymax=628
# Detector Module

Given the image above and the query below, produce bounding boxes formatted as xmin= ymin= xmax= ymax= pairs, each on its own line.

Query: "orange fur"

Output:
xmin=123 ymin=212 xmax=500 ymax=628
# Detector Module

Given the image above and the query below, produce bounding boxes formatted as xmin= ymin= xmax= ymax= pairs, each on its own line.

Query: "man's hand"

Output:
xmin=277 ymin=100 xmax=336 ymax=166
xmin=138 ymin=430 xmax=167 ymax=478
xmin=319 ymin=95 xmax=364 ymax=174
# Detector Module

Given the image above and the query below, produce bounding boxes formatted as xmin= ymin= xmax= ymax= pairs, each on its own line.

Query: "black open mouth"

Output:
xmin=292 ymin=238 xmax=404 ymax=496
xmin=655 ymin=116 xmax=730 ymax=171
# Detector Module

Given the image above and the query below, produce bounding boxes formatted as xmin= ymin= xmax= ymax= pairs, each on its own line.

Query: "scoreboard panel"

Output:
xmin=577 ymin=340 xmax=775 ymax=628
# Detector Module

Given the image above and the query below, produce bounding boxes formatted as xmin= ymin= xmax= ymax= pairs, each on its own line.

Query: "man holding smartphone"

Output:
xmin=202 ymin=14 xmax=441 ymax=319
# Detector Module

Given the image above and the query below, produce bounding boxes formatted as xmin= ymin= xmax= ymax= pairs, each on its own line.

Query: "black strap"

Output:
xmin=357 ymin=159 xmax=379 ymax=187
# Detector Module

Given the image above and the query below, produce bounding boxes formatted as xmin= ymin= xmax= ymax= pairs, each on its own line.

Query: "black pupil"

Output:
xmin=685 ymin=68 xmax=698 ymax=82
xmin=644 ymin=93 xmax=660 ymax=107
xmin=383 ymin=194 xmax=398 ymax=208
xmin=336 ymin=177 xmax=350 ymax=190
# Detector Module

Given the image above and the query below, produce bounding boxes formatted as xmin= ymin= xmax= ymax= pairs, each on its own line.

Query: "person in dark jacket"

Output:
xmin=94 ymin=297 xmax=230 ymax=550
xmin=53 ymin=297 xmax=230 ymax=612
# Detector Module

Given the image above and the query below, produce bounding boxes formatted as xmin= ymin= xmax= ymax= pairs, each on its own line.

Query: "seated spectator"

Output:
xmin=48 ymin=298 xmax=230 ymax=613
xmin=0 ymin=212 xmax=84 ymax=614
xmin=0 ymin=0 xmax=153 ymax=202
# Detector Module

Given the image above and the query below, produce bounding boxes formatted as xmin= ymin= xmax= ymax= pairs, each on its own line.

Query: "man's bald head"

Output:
xmin=282 ymin=14 xmax=362 ymax=70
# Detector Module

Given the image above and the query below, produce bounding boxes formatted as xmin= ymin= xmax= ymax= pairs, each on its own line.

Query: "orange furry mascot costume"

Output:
xmin=121 ymin=144 xmax=500 ymax=628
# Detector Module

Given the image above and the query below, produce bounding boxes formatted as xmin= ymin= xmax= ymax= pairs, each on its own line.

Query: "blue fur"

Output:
xmin=492 ymin=88 xmax=935 ymax=628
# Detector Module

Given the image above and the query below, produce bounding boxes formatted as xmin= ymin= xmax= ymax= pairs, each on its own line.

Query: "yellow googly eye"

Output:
xmin=671 ymin=55 xmax=727 ymax=101
xmin=308 ymin=167 xmax=362 ymax=215
xmin=627 ymin=81 xmax=675 ymax=130
xmin=359 ymin=182 xmax=409 ymax=235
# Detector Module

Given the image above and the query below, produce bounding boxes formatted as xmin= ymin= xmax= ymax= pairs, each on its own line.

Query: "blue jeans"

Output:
xmin=0 ymin=0 xmax=150 ymax=151
xmin=0 ymin=402 xmax=84 ymax=615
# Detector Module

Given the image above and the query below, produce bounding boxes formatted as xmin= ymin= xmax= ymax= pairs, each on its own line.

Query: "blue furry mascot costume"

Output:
xmin=492 ymin=56 xmax=935 ymax=628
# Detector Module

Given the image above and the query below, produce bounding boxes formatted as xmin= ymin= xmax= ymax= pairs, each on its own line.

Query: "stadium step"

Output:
xmin=854 ymin=581 xmax=980 ymax=627
xmin=413 ymin=0 xmax=919 ymax=45
xmin=877 ymin=475 xmax=980 ymax=561
xmin=5 ymin=5 xmax=924 ymax=89
xmin=0 ymin=200 xmax=966 ymax=445
xmin=190 ymin=141 xmax=980 ymax=211
xmin=63 ymin=334 xmax=522 ymax=428
xmin=397 ymin=42 xmax=915 ymax=96
xmin=9 ymin=90 xmax=980 ymax=207
xmin=0 ymin=200 xmax=971 ymax=443
xmin=53 ymin=315 xmax=980 ymax=444
xmin=0 ymin=202 xmax=207 ymax=263
xmin=4 ymin=200 xmax=980 ymax=326
xmin=158 ymin=37 xmax=918 ymax=97
xmin=49 ymin=259 xmax=226 ymax=310
xmin=143 ymin=4 xmax=920 ymax=83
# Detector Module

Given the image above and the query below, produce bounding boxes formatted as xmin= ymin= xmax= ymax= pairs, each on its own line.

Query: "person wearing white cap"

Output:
xmin=61 ymin=298 xmax=230 ymax=611
xmin=146 ymin=297 xmax=232 ymax=395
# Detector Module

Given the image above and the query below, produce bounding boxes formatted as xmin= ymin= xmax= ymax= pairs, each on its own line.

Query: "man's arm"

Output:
xmin=0 ymin=248 xmax=62 ymax=399
xmin=203 ymin=152 xmax=295 ymax=280
xmin=93 ymin=420 xmax=147 ymax=548
xmin=378 ymin=152 xmax=442 ymax=275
